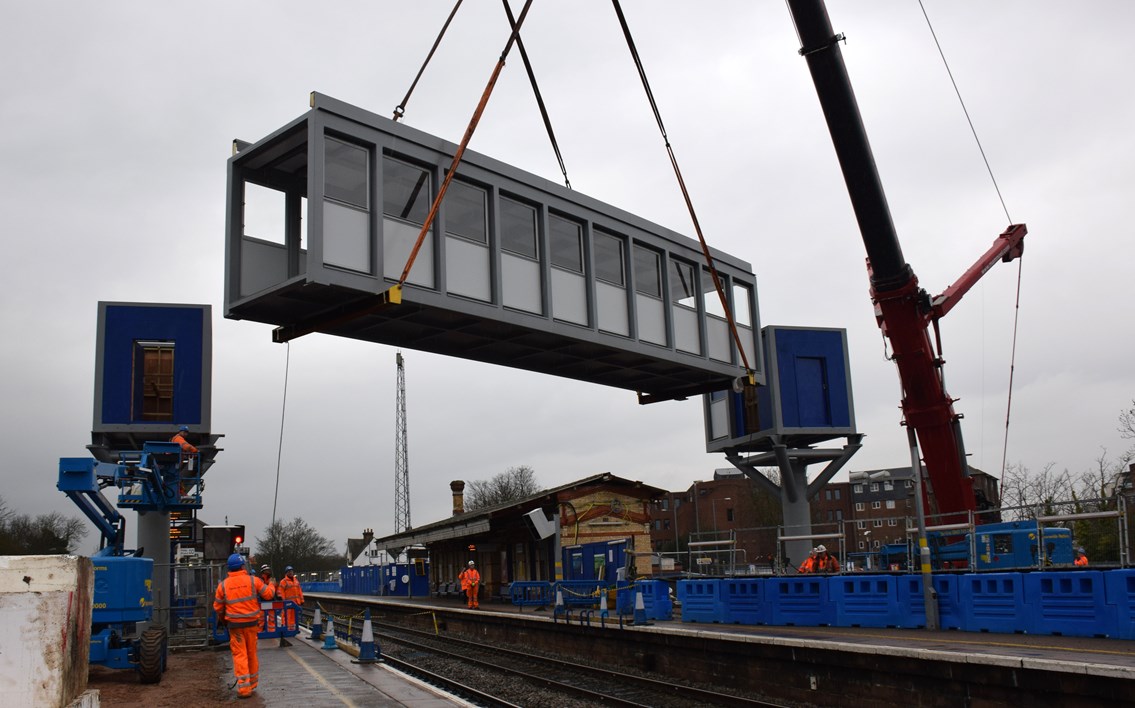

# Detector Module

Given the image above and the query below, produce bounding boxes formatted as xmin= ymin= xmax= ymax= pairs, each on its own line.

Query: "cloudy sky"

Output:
xmin=2 ymin=1 xmax=1132 ymax=557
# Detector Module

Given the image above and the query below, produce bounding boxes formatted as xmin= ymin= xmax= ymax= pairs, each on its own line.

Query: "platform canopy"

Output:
xmin=225 ymin=93 xmax=763 ymax=402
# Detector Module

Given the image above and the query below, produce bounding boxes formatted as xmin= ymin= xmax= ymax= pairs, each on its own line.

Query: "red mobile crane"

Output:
xmin=786 ymin=0 xmax=1026 ymax=520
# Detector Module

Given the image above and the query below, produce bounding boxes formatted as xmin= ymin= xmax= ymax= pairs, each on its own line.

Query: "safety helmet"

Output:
xmin=467 ymin=560 xmax=475 ymax=566
xmin=227 ymin=553 xmax=245 ymax=570
xmin=811 ymin=547 xmax=819 ymax=554
xmin=1077 ymin=547 xmax=1085 ymax=554
xmin=260 ymin=564 xmax=271 ymax=573
xmin=178 ymin=425 xmax=189 ymax=432
xmin=816 ymin=545 xmax=827 ymax=553
xmin=285 ymin=565 xmax=294 ymax=572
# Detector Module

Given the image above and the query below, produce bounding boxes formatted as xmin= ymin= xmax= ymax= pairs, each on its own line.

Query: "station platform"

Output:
xmin=314 ymin=591 xmax=1135 ymax=674
xmin=308 ymin=591 xmax=1135 ymax=701
xmin=221 ymin=630 xmax=462 ymax=707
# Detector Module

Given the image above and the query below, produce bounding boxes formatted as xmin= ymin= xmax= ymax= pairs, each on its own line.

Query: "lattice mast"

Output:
xmin=394 ymin=351 xmax=411 ymax=533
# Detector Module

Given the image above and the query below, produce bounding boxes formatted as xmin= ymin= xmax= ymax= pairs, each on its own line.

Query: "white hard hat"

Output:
xmin=816 ymin=545 xmax=826 ymax=553
xmin=468 ymin=560 xmax=475 ymax=566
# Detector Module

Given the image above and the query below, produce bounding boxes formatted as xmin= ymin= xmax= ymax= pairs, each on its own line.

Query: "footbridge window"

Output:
xmin=594 ymin=229 xmax=629 ymax=336
xmin=443 ymin=179 xmax=490 ymax=302
xmin=670 ymin=258 xmax=700 ymax=355
xmin=549 ymin=213 xmax=587 ymax=326
xmin=634 ymin=245 xmax=665 ymax=346
xmin=500 ymin=195 xmax=542 ymax=314
xmin=383 ymin=156 xmax=434 ymax=288
xmin=324 ymin=137 xmax=371 ymax=274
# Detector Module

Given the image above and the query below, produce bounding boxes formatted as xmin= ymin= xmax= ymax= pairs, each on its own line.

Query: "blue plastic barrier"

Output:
xmin=615 ymin=582 xmax=634 ymax=616
xmin=510 ymin=581 xmax=554 ymax=608
xmin=1024 ymin=570 xmax=1114 ymax=638
xmin=616 ymin=580 xmax=673 ymax=620
xmin=960 ymin=573 xmax=1025 ymax=633
xmin=829 ymin=575 xmax=901 ymax=628
xmin=895 ymin=574 xmax=963 ymax=630
xmin=677 ymin=580 xmax=725 ymax=623
xmin=1103 ymin=569 xmax=1135 ymax=640
xmin=767 ymin=577 xmax=832 ymax=626
xmin=720 ymin=578 xmax=769 ymax=625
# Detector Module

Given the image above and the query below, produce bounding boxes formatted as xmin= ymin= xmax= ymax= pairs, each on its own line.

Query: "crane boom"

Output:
xmin=786 ymin=0 xmax=1025 ymax=518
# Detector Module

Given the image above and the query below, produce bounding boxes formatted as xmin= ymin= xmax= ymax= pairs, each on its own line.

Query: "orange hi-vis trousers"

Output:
xmin=228 ymin=625 xmax=261 ymax=697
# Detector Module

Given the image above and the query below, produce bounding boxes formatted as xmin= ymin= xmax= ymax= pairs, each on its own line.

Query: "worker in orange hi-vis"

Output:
xmin=214 ymin=554 xmax=275 ymax=699
xmin=170 ymin=425 xmax=198 ymax=497
xmin=459 ymin=560 xmax=481 ymax=609
xmin=1074 ymin=547 xmax=1089 ymax=567
xmin=277 ymin=566 xmax=304 ymax=645
xmin=171 ymin=425 xmax=198 ymax=454
xmin=258 ymin=565 xmax=279 ymax=633
xmin=814 ymin=545 xmax=841 ymax=573
xmin=797 ymin=547 xmax=818 ymax=574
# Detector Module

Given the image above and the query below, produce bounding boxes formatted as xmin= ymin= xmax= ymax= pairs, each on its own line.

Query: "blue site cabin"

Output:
xmin=224 ymin=92 xmax=763 ymax=402
xmin=705 ymin=325 xmax=855 ymax=453
xmin=90 ymin=302 xmax=220 ymax=469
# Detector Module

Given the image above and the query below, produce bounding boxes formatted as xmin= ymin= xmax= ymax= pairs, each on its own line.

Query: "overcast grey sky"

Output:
xmin=2 ymin=1 xmax=1132 ymax=558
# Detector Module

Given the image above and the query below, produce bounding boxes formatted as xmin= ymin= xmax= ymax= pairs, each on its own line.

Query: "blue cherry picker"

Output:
xmin=57 ymin=439 xmax=205 ymax=683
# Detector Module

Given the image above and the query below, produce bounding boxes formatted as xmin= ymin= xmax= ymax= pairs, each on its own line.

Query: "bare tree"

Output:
xmin=1076 ymin=447 xmax=1130 ymax=509
xmin=466 ymin=465 xmax=539 ymax=510
xmin=255 ymin=517 xmax=340 ymax=573
xmin=0 ymin=506 xmax=87 ymax=555
xmin=999 ymin=462 xmax=1073 ymax=519
xmin=1119 ymin=399 xmax=1135 ymax=440
xmin=1117 ymin=400 xmax=1135 ymax=461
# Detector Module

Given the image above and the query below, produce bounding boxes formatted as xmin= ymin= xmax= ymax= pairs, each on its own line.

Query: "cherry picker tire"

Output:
xmin=138 ymin=627 xmax=167 ymax=684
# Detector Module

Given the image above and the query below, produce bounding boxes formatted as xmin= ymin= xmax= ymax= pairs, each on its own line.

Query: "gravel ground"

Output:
xmin=88 ymin=649 xmax=242 ymax=707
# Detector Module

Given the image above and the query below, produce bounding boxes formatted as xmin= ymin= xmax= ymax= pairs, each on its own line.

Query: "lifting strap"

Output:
xmin=920 ymin=0 xmax=1021 ymax=477
xmin=610 ymin=0 xmax=754 ymax=381
xmin=397 ymin=0 xmax=536 ymax=285
xmin=502 ymin=0 xmax=571 ymax=189
xmin=393 ymin=0 xmax=466 ymax=122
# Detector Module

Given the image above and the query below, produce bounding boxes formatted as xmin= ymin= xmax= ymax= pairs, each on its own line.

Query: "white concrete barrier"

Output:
xmin=0 ymin=556 xmax=94 ymax=707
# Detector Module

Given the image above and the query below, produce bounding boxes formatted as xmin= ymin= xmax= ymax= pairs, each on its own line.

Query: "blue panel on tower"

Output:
xmin=770 ymin=328 xmax=851 ymax=430
xmin=705 ymin=326 xmax=855 ymax=453
xmin=93 ymin=302 xmax=212 ymax=434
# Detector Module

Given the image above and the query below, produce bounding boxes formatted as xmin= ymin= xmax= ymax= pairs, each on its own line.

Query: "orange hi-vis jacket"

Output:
xmin=278 ymin=575 xmax=304 ymax=605
xmin=214 ymin=570 xmax=274 ymax=628
xmin=459 ymin=566 xmax=481 ymax=590
xmin=815 ymin=554 xmax=840 ymax=573
xmin=171 ymin=432 xmax=198 ymax=454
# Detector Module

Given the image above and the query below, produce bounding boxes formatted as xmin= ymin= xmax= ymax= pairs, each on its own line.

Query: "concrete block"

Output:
xmin=0 ymin=555 xmax=94 ymax=707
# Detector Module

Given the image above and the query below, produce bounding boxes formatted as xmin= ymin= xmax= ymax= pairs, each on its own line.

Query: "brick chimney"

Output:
xmin=451 ymin=480 xmax=465 ymax=516
xmin=362 ymin=528 xmax=373 ymax=543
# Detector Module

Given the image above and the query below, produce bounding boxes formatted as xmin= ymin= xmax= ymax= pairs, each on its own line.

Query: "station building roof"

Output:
xmin=374 ymin=472 xmax=666 ymax=555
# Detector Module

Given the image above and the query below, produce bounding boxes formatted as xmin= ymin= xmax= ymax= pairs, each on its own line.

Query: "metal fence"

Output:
xmin=663 ymin=497 xmax=1131 ymax=577
xmin=153 ymin=561 xmax=224 ymax=650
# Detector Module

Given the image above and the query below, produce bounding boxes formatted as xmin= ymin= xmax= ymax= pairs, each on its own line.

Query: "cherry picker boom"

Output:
xmin=786 ymin=0 xmax=1026 ymax=519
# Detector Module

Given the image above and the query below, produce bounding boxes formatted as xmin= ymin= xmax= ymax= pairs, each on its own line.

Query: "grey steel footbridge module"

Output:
xmin=224 ymin=92 xmax=763 ymax=403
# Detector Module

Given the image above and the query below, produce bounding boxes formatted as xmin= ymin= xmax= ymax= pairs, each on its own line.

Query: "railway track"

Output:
xmin=315 ymin=606 xmax=786 ymax=707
